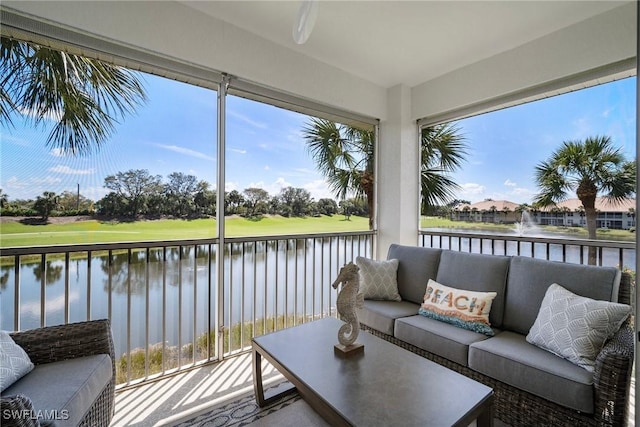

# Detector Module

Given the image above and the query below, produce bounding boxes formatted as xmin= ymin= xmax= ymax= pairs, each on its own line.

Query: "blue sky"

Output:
xmin=452 ymin=76 xmax=636 ymax=204
xmin=0 ymin=74 xmax=636 ymax=205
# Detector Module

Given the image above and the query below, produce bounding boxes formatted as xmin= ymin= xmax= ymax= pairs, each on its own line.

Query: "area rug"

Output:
xmin=171 ymin=382 xmax=303 ymax=427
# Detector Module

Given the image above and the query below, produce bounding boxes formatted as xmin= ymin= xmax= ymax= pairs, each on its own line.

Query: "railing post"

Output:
xmin=216 ymin=75 xmax=229 ymax=362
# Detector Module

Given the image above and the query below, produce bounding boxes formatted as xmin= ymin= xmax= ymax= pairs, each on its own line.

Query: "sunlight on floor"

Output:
xmin=111 ymin=353 xmax=282 ymax=427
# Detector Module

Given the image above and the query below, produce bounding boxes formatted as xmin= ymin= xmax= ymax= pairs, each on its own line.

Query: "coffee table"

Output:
xmin=252 ymin=317 xmax=493 ymax=427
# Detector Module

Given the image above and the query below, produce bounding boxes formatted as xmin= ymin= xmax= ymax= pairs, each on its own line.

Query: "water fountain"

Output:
xmin=513 ymin=211 xmax=541 ymax=236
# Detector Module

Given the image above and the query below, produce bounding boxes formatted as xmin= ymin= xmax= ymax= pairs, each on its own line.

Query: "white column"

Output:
xmin=376 ymin=84 xmax=419 ymax=259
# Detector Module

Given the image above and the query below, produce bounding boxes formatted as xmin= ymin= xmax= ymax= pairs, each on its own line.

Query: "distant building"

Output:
xmin=452 ymin=200 xmax=522 ymax=224
xmin=535 ymin=198 xmax=636 ymax=230
xmin=452 ymin=198 xmax=636 ymax=230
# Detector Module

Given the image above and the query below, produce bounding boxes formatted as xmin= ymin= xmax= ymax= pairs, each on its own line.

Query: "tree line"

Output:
xmin=0 ymin=170 xmax=369 ymax=220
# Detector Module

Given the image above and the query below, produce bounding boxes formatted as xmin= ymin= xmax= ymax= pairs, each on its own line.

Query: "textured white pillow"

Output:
xmin=526 ymin=283 xmax=631 ymax=372
xmin=0 ymin=331 xmax=34 ymax=392
xmin=356 ymin=257 xmax=401 ymax=301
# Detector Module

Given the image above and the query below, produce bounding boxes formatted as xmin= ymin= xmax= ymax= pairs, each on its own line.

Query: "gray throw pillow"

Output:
xmin=356 ymin=257 xmax=401 ymax=301
xmin=0 ymin=331 xmax=34 ymax=391
xmin=526 ymin=283 xmax=631 ymax=372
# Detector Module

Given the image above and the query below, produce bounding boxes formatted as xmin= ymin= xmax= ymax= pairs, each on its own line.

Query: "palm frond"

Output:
xmin=1 ymin=37 xmax=146 ymax=155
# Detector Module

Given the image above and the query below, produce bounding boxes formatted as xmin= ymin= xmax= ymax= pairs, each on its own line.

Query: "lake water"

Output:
xmin=0 ymin=237 xmax=372 ymax=358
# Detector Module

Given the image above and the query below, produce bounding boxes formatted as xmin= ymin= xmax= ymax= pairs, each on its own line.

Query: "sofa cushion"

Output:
xmin=0 ymin=331 xmax=34 ymax=392
xmin=387 ymin=245 xmax=442 ymax=304
xmin=435 ymin=251 xmax=509 ymax=328
xmin=502 ymin=256 xmax=621 ymax=334
xmin=419 ymin=279 xmax=497 ymax=336
xmin=469 ymin=331 xmax=595 ymax=413
xmin=395 ymin=315 xmax=495 ymax=366
xmin=356 ymin=257 xmax=401 ymax=301
xmin=2 ymin=354 xmax=112 ymax=427
xmin=357 ymin=300 xmax=420 ymax=336
xmin=526 ymin=283 xmax=630 ymax=372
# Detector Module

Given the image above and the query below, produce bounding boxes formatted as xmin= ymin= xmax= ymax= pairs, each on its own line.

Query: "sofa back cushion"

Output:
xmin=387 ymin=244 xmax=442 ymax=304
xmin=435 ymin=251 xmax=510 ymax=328
xmin=502 ymin=256 xmax=621 ymax=335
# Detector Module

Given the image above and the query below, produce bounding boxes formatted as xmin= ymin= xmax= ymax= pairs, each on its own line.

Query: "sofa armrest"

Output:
xmin=9 ymin=320 xmax=115 ymax=379
xmin=617 ymin=271 xmax=633 ymax=306
xmin=1 ymin=394 xmax=40 ymax=427
xmin=593 ymin=320 xmax=634 ymax=426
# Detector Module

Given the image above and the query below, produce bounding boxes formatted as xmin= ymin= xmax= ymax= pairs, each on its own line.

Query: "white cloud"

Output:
xmin=50 ymin=148 xmax=65 ymax=157
xmin=227 ymin=110 xmax=268 ymax=129
xmin=4 ymin=176 xmax=29 ymax=190
xmin=3 ymin=135 xmax=31 ymax=147
xmin=264 ymin=165 xmax=270 ymax=171
xmin=156 ymin=144 xmax=215 ymax=161
xmin=17 ymin=106 xmax=62 ymax=122
xmin=225 ymin=182 xmax=239 ymax=192
xmin=230 ymin=148 xmax=247 ymax=154
xmin=303 ymin=180 xmax=334 ymax=200
xmin=504 ymin=179 xmax=517 ymax=187
xmin=458 ymin=183 xmax=486 ymax=197
xmin=80 ymin=185 xmax=110 ymax=200
xmin=49 ymin=165 xmax=95 ymax=175
xmin=2 ymin=176 xmax=62 ymax=199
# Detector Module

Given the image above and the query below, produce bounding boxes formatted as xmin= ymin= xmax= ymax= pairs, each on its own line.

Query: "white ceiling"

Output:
xmin=181 ymin=1 xmax=628 ymax=88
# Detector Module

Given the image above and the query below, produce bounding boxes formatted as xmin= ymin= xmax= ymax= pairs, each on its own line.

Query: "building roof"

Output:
xmin=456 ymin=198 xmax=636 ymax=212
xmin=455 ymin=200 xmax=521 ymax=212
xmin=540 ymin=198 xmax=636 ymax=212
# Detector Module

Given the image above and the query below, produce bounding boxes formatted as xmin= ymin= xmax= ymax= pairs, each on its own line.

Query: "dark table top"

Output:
xmin=253 ymin=317 xmax=493 ymax=427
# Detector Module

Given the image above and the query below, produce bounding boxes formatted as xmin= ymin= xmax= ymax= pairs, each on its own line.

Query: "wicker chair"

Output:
xmin=1 ymin=319 xmax=115 ymax=427
xmin=362 ymin=272 xmax=635 ymax=427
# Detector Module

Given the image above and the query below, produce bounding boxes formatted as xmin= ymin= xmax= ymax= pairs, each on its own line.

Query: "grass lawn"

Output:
xmin=0 ymin=215 xmax=370 ymax=248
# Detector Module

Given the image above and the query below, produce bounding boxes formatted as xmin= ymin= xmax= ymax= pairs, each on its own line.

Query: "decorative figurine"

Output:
xmin=332 ymin=262 xmax=365 ymax=356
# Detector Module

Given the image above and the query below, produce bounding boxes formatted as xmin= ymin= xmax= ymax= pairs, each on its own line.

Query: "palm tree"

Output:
xmin=0 ymin=189 xmax=7 ymax=209
xmin=533 ymin=136 xmax=635 ymax=264
xmin=303 ymin=119 xmax=467 ymax=228
xmin=303 ymin=118 xmax=375 ymax=227
xmin=34 ymin=191 xmax=59 ymax=220
xmin=420 ymin=123 xmax=468 ymax=214
xmin=1 ymin=37 xmax=146 ymax=155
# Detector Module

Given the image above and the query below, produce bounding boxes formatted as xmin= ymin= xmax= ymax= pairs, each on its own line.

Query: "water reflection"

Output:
xmin=1 ymin=236 xmax=371 ymax=364
xmin=32 ymin=261 xmax=63 ymax=284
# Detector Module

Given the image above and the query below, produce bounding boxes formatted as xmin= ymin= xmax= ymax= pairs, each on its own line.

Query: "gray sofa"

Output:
xmin=0 ymin=319 xmax=115 ymax=427
xmin=358 ymin=244 xmax=634 ymax=427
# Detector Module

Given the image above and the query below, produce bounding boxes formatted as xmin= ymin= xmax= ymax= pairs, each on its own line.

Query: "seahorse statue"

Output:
xmin=332 ymin=262 xmax=364 ymax=347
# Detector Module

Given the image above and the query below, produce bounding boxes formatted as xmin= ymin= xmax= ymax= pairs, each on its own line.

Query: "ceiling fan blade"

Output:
xmin=292 ymin=0 xmax=319 ymax=45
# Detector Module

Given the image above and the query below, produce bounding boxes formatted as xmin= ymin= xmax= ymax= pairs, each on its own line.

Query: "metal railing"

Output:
xmin=419 ymin=230 xmax=635 ymax=270
xmin=0 ymin=231 xmax=374 ymax=387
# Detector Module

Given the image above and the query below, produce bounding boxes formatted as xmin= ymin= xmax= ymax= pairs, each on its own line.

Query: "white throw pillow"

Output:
xmin=356 ymin=257 xmax=401 ymax=301
xmin=526 ymin=283 xmax=631 ymax=372
xmin=0 ymin=331 xmax=34 ymax=392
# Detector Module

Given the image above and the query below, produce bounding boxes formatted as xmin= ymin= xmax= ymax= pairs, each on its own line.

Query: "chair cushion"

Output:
xmin=2 ymin=354 xmax=112 ymax=427
xmin=469 ymin=331 xmax=595 ymax=413
xmin=387 ymin=245 xmax=442 ymax=304
xmin=435 ymin=251 xmax=509 ymax=327
xmin=526 ymin=283 xmax=630 ymax=372
xmin=502 ymin=256 xmax=621 ymax=334
xmin=394 ymin=315 xmax=495 ymax=366
xmin=357 ymin=300 xmax=419 ymax=336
